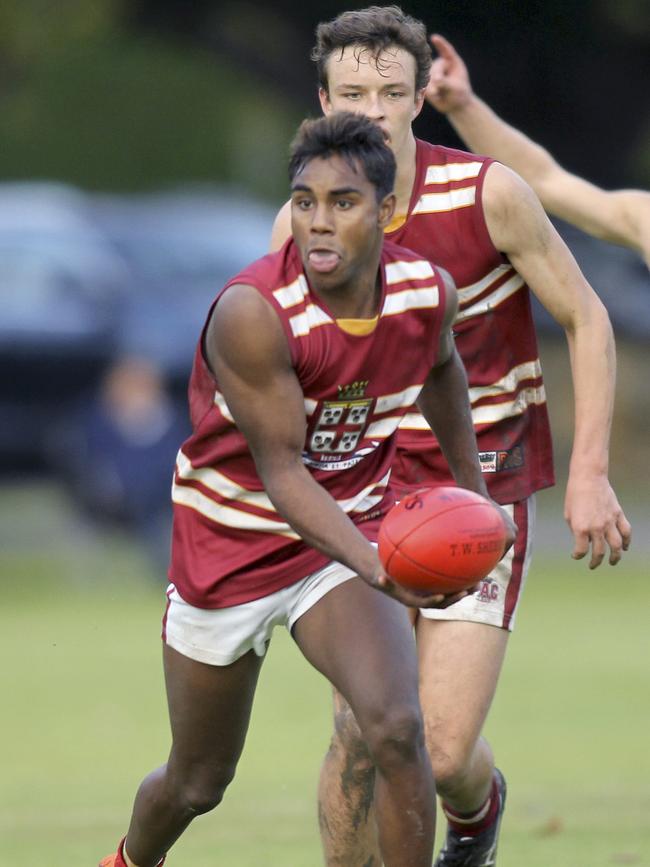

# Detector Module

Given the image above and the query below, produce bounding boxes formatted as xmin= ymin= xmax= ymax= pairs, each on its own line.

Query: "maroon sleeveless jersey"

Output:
xmin=170 ymin=238 xmax=448 ymax=608
xmin=387 ymin=140 xmax=555 ymax=504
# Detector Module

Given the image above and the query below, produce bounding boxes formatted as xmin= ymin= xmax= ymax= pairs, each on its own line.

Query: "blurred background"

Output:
xmin=1 ymin=0 xmax=649 ymax=565
xmin=0 ymin=2 xmax=649 ymax=864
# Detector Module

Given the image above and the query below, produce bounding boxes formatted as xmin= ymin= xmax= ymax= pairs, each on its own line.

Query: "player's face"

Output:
xmin=290 ymin=154 xmax=395 ymax=294
xmin=320 ymin=44 xmax=425 ymax=162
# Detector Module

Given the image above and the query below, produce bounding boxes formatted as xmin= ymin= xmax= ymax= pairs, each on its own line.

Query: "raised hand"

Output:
xmin=426 ymin=33 xmax=474 ymax=114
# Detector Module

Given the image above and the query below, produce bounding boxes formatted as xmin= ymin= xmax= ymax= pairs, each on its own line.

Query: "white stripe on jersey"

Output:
xmin=468 ymin=360 xmax=543 ymax=403
xmin=470 ymin=386 xmax=547 ymax=425
xmin=412 ymin=187 xmax=476 ymax=215
xmin=399 ymin=384 xmax=547 ymax=430
xmin=172 ymin=483 xmax=299 ymax=537
xmin=346 ymin=470 xmax=391 ymax=513
xmin=289 ymin=303 xmax=333 ymax=337
xmin=365 ymin=416 xmax=403 ymax=440
xmin=176 ymin=449 xmax=276 ymax=511
xmin=398 ymin=412 xmax=431 ymax=431
xmin=424 ymin=162 xmax=483 ymax=185
xmin=213 ymin=389 xmax=234 ymax=422
xmin=174 ymin=453 xmax=391 ymax=531
xmin=273 ymin=275 xmax=309 ymax=309
xmin=375 ymin=384 xmax=423 ymax=414
xmin=381 ymin=286 xmax=439 ymax=316
xmin=385 ymin=259 xmax=434 ymax=285
xmin=456 ymin=264 xmax=514 ymax=306
xmin=455 ymin=272 xmax=524 ymax=322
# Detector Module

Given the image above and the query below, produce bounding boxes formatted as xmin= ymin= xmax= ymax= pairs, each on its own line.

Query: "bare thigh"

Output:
xmin=416 ymin=619 xmax=508 ymax=758
xmin=292 ymin=577 xmax=419 ymax=730
xmin=163 ymin=642 xmax=265 ymax=793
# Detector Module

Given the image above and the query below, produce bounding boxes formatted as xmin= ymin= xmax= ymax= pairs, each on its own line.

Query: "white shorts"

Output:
xmin=163 ymin=559 xmax=358 ymax=666
xmin=418 ymin=497 xmax=535 ymax=632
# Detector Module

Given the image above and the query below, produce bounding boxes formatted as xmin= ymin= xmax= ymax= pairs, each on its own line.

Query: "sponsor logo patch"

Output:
xmin=478 ymin=445 xmax=524 ymax=473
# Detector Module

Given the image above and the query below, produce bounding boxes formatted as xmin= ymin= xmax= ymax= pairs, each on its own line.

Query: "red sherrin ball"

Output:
xmin=378 ymin=486 xmax=507 ymax=594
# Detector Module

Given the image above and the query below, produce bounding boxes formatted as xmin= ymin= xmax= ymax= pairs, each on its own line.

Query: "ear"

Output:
xmin=378 ymin=193 xmax=397 ymax=229
xmin=319 ymin=87 xmax=332 ymax=115
xmin=412 ymin=88 xmax=426 ymax=121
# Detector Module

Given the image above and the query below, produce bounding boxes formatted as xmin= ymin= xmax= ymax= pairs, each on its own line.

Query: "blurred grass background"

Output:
xmin=1 ymin=481 xmax=648 ymax=866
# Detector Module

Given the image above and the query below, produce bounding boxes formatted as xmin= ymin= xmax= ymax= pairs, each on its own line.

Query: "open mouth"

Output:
xmin=308 ymin=249 xmax=341 ymax=273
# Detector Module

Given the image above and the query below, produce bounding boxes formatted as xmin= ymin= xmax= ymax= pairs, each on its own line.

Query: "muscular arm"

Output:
xmin=482 ymin=162 xmax=631 ymax=567
xmin=206 ymin=284 xmax=446 ymax=606
xmin=426 ymin=34 xmax=650 ymax=266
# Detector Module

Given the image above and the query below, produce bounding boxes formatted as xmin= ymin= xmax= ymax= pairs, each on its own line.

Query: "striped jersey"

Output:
xmin=170 ymin=238 xmax=448 ymax=608
xmin=387 ymin=140 xmax=554 ymax=503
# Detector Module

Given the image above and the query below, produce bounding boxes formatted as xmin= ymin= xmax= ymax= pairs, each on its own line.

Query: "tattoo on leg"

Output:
xmin=340 ymin=748 xmax=376 ymax=830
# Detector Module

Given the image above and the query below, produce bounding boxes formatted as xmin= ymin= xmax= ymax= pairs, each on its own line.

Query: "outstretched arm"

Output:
xmin=481 ymin=162 xmax=631 ymax=567
xmin=426 ymin=34 xmax=650 ymax=265
xmin=206 ymin=283 xmax=447 ymax=608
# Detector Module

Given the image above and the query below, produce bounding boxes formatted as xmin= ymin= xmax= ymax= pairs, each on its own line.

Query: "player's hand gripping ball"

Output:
xmin=378 ymin=486 xmax=508 ymax=594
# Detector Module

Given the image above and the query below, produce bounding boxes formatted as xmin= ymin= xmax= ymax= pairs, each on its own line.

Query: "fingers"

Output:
xmin=605 ymin=511 xmax=632 ymax=565
xmin=376 ymin=574 xmax=469 ymax=609
xmin=571 ymin=530 xmax=589 ymax=563
xmin=430 ymin=33 xmax=456 ymax=60
xmin=618 ymin=512 xmax=632 ymax=551
xmin=412 ymin=588 xmax=471 ymax=609
xmin=571 ymin=528 xmax=606 ymax=569
xmin=588 ymin=532 xmax=606 ymax=570
xmin=571 ymin=511 xmax=632 ymax=569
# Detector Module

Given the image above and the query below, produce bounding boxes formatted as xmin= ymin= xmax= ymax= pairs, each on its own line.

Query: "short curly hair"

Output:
xmin=312 ymin=6 xmax=432 ymax=94
xmin=289 ymin=112 xmax=396 ymax=202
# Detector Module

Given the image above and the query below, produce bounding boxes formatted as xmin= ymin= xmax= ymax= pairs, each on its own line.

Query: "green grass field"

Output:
xmin=1 ymin=483 xmax=649 ymax=866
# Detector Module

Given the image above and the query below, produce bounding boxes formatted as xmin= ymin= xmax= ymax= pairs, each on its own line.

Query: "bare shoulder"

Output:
xmin=482 ymin=161 xmax=545 ymax=219
xmin=205 ymin=283 xmax=289 ymax=374
xmin=481 ymin=162 xmax=552 ymax=254
xmin=269 ymin=200 xmax=293 ymax=252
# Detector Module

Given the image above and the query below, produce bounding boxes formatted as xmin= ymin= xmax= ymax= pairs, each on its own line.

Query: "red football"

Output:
xmin=378 ymin=486 xmax=507 ymax=594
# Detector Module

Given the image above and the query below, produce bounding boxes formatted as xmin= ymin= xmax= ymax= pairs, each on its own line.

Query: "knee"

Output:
xmin=329 ymin=700 xmax=373 ymax=777
xmin=425 ymin=729 xmax=474 ymax=794
xmin=364 ymin=705 xmax=425 ymax=773
xmin=173 ymin=762 xmax=237 ymax=816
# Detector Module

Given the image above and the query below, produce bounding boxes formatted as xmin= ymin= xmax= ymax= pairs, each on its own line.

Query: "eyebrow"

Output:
xmin=291 ymin=185 xmax=362 ymax=196
xmin=334 ymin=81 xmax=410 ymax=91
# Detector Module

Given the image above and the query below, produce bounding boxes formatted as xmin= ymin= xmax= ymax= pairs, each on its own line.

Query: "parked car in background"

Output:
xmin=0 ymin=182 xmax=276 ymax=473
xmin=88 ymin=188 xmax=277 ymax=392
xmin=0 ymin=182 xmax=128 ymax=471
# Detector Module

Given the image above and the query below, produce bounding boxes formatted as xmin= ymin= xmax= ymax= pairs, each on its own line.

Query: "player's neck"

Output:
xmin=313 ymin=270 xmax=382 ymax=320
xmin=392 ymin=133 xmax=418 ymax=216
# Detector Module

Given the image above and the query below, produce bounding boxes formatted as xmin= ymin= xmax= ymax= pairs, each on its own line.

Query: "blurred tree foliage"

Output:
xmin=0 ymin=0 xmax=302 ymax=199
xmin=0 ymin=0 xmax=648 ymax=198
